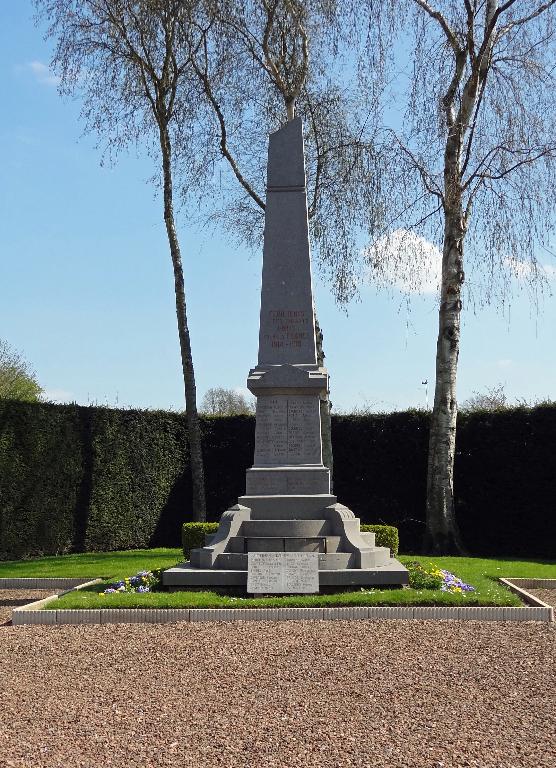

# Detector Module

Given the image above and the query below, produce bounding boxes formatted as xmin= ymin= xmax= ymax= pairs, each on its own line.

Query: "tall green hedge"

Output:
xmin=1 ymin=400 xmax=555 ymax=559
xmin=0 ymin=402 xmax=190 ymax=559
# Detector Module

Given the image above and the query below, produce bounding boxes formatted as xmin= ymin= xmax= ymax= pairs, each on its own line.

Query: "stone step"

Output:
xmin=226 ymin=537 xmax=247 ymax=553
xmin=227 ymin=534 xmax=344 ymax=554
xmin=241 ymin=519 xmax=330 ymax=537
xmin=164 ymin=560 xmax=409 ymax=588
xmin=226 ymin=537 xmax=327 ymax=554
xmin=368 ymin=547 xmax=391 ymax=567
xmin=215 ymin=552 xmax=354 ymax=570
xmin=360 ymin=531 xmax=376 ymax=548
xmin=247 ymin=537 xmax=325 ymax=553
xmin=216 ymin=553 xmax=247 ymax=570
xmin=323 ymin=536 xmax=342 ymax=552
xmin=318 ymin=553 xmax=353 ymax=569
xmin=238 ymin=494 xmax=337 ymax=519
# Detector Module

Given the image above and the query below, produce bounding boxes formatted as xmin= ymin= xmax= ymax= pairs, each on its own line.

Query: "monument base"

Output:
xmin=164 ymin=561 xmax=409 ymax=589
xmin=162 ymin=494 xmax=409 ymax=591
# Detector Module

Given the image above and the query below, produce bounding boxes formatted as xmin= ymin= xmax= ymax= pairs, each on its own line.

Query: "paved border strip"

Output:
xmin=10 ymin=604 xmax=553 ymax=625
xmin=11 ymin=580 xmax=102 ymax=625
xmin=7 ymin=578 xmax=554 ymax=626
xmin=502 ymin=578 xmax=556 ymax=590
xmin=500 ymin=578 xmax=555 ymax=614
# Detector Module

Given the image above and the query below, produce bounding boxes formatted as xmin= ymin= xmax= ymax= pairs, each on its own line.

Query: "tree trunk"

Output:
xmin=159 ymin=125 xmax=206 ymax=522
xmin=424 ymin=203 xmax=465 ymax=554
xmin=315 ymin=316 xmax=333 ymax=489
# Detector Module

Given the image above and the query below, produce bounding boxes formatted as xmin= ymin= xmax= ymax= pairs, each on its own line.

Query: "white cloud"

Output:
xmin=27 ymin=60 xmax=60 ymax=87
xmin=233 ymin=386 xmax=252 ymax=398
xmin=496 ymin=359 xmax=513 ymax=369
xmin=42 ymin=388 xmax=75 ymax=403
xmin=503 ymin=255 xmax=556 ymax=281
xmin=365 ymin=229 xmax=442 ymax=295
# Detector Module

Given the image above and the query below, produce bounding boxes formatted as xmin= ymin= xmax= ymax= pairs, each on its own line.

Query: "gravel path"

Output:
xmin=0 ymin=590 xmax=59 ymax=626
xmin=528 ymin=589 xmax=556 ymax=608
xmin=0 ymin=619 xmax=554 ymax=768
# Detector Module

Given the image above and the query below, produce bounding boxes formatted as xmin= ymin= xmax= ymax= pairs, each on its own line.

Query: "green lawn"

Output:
xmin=0 ymin=550 xmax=548 ymax=610
xmin=0 ymin=548 xmax=182 ymax=579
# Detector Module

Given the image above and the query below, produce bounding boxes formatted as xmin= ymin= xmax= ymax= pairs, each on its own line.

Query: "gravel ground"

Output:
xmin=0 ymin=590 xmax=59 ymax=626
xmin=0 ymin=619 xmax=554 ymax=768
xmin=528 ymin=589 xmax=556 ymax=608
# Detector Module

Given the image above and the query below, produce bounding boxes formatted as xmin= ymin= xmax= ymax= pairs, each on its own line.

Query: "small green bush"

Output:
xmin=182 ymin=522 xmax=218 ymax=559
xmin=182 ymin=522 xmax=399 ymax=559
xmin=360 ymin=524 xmax=399 ymax=556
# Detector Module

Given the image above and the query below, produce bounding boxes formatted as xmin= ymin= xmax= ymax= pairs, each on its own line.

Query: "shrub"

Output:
xmin=182 ymin=522 xmax=218 ymax=559
xmin=182 ymin=522 xmax=399 ymax=559
xmin=360 ymin=524 xmax=399 ymax=556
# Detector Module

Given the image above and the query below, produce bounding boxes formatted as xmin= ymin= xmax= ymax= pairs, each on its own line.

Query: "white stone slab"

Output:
xmin=247 ymin=552 xmax=319 ymax=594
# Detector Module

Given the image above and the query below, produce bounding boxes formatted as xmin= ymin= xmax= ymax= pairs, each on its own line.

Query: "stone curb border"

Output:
xmin=500 ymin=578 xmax=556 ymax=610
xmin=8 ymin=577 xmax=555 ymax=625
xmin=11 ymin=604 xmax=554 ymax=626
xmin=8 ymin=579 xmax=102 ymax=624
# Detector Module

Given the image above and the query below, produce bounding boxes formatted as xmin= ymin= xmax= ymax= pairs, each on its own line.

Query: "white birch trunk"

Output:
xmin=425 ymin=114 xmax=466 ymax=553
xmin=160 ymin=125 xmax=207 ymax=522
xmin=425 ymin=210 xmax=465 ymax=553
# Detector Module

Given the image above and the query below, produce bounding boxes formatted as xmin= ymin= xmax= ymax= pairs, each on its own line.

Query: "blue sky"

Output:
xmin=2 ymin=2 xmax=556 ymax=413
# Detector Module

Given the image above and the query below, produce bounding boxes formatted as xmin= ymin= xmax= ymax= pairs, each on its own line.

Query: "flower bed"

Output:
xmin=406 ymin=561 xmax=475 ymax=594
xmin=101 ymin=570 xmax=161 ymax=596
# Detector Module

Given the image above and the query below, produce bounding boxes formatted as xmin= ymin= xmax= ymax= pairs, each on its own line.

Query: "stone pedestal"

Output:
xmin=163 ymin=118 xmax=408 ymax=591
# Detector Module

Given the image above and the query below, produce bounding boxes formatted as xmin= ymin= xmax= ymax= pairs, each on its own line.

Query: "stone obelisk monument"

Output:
xmin=163 ymin=118 xmax=408 ymax=589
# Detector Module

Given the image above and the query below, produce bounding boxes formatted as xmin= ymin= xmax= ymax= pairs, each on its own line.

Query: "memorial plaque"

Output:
xmin=287 ymin=396 xmax=321 ymax=464
xmin=247 ymin=552 xmax=319 ymax=594
xmin=254 ymin=395 xmax=321 ymax=466
xmin=254 ymin=397 xmax=288 ymax=465
xmin=247 ymin=552 xmax=284 ymax=593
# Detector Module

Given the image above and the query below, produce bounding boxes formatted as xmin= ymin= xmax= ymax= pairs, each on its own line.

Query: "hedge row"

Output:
xmin=1 ymin=400 xmax=555 ymax=559
xmin=181 ymin=522 xmax=399 ymax=559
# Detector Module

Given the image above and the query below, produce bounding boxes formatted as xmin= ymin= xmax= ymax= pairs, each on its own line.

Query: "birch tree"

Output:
xmin=36 ymin=0 xmax=209 ymax=520
xmin=365 ymin=1 xmax=556 ymax=552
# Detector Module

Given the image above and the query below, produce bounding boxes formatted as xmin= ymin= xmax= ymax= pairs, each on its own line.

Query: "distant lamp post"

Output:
xmin=421 ymin=380 xmax=429 ymax=410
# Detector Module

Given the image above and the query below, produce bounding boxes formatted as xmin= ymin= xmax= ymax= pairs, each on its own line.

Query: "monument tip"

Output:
xmin=267 ymin=117 xmax=305 ymax=190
